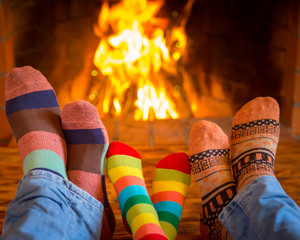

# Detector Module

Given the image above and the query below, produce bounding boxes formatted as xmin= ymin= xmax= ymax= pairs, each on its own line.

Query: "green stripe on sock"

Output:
xmin=154 ymin=168 xmax=191 ymax=185
xmin=107 ymin=155 xmax=142 ymax=171
xmin=23 ymin=149 xmax=68 ymax=179
xmin=100 ymin=143 xmax=109 ymax=175
xmin=157 ymin=211 xmax=180 ymax=230
xmin=122 ymin=195 xmax=153 ymax=219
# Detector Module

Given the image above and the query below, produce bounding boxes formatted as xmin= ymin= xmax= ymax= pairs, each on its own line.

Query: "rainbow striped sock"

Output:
xmin=5 ymin=66 xmax=67 ymax=179
xmin=106 ymin=141 xmax=167 ymax=240
xmin=152 ymin=153 xmax=191 ymax=240
xmin=61 ymin=100 xmax=115 ymax=239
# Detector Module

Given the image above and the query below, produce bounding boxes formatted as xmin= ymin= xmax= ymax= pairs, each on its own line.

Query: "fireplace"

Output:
xmin=1 ymin=0 xmax=300 ymax=145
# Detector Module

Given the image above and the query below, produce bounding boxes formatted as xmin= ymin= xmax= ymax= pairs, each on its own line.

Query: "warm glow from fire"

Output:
xmin=93 ymin=0 xmax=192 ymax=120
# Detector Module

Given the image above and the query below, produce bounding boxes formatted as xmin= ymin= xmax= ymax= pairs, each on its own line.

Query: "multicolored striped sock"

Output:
xmin=61 ymin=100 xmax=115 ymax=239
xmin=152 ymin=153 xmax=191 ymax=240
xmin=231 ymin=97 xmax=279 ymax=193
xmin=189 ymin=120 xmax=236 ymax=240
xmin=106 ymin=141 xmax=167 ymax=240
xmin=5 ymin=66 xmax=67 ymax=179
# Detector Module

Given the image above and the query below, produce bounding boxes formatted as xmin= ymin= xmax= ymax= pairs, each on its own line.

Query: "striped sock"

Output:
xmin=152 ymin=153 xmax=191 ymax=240
xmin=5 ymin=66 xmax=67 ymax=179
xmin=61 ymin=100 xmax=115 ymax=239
xmin=231 ymin=97 xmax=279 ymax=193
xmin=106 ymin=141 xmax=167 ymax=240
xmin=189 ymin=120 xmax=236 ymax=240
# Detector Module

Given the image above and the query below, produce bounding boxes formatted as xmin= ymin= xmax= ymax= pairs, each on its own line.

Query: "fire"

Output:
xmin=93 ymin=0 xmax=192 ymax=120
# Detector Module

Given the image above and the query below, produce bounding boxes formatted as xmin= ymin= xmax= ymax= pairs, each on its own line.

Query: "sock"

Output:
xmin=152 ymin=153 xmax=191 ymax=240
xmin=231 ymin=97 xmax=280 ymax=193
xmin=61 ymin=100 xmax=115 ymax=239
xmin=106 ymin=141 xmax=167 ymax=240
xmin=189 ymin=120 xmax=236 ymax=240
xmin=5 ymin=66 xmax=67 ymax=179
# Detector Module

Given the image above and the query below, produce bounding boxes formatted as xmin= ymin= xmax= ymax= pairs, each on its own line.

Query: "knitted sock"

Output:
xmin=189 ymin=120 xmax=236 ymax=240
xmin=61 ymin=100 xmax=115 ymax=239
xmin=106 ymin=141 xmax=167 ymax=240
xmin=5 ymin=66 xmax=67 ymax=179
xmin=231 ymin=97 xmax=279 ymax=193
xmin=152 ymin=153 xmax=191 ymax=240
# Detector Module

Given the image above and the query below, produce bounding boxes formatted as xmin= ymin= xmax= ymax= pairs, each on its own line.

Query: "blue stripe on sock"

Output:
xmin=63 ymin=129 xmax=106 ymax=144
xmin=118 ymin=185 xmax=149 ymax=212
xmin=154 ymin=201 xmax=183 ymax=220
xmin=5 ymin=90 xmax=59 ymax=116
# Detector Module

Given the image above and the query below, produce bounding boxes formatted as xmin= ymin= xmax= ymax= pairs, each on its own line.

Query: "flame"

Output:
xmin=93 ymin=0 xmax=192 ymax=120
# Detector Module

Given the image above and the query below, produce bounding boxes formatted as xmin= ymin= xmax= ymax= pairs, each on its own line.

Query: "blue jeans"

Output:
xmin=1 ymin=170 xmax=103 ymax=240
xmin=219 ymin=175 xmax=300 ymax=240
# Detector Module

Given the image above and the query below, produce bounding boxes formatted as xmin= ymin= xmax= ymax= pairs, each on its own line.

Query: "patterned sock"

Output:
xmin=189 ymin=120 xmax=236 ymax=240
xmin=5 ymin=66 xmax=67 ymax=179
xmin=231 ymin=97 xmax=280 ymax=193
xmin=61 ymin=100 xmax=115 ymax=239
xmin=106 ymin=141 xmax=167 ymax=240
xmin=152 ymin=153 xmax=191 ymax=240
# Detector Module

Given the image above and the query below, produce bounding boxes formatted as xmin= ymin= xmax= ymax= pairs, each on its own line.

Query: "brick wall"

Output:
xmin=0 ymin=0 xmax=14 ymax=146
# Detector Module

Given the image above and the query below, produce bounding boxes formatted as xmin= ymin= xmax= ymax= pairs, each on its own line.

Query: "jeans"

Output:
xmin=1 ymin=170 xmax=103 ymax=240
xmin=219 ymin=175 xmax=300 ymax=240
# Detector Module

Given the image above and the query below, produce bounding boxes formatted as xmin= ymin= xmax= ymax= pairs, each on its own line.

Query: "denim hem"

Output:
xmin=20 ymin=169 xmax=104 ymax=212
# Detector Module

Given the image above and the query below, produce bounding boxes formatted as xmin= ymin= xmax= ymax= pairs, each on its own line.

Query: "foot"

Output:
xmin=189 ymin=120 xmax=236 ymax=240
xmin=5 ymin=66 xmax=67 ymax=179
xmin=231 ymin=97 xmax=280 ymax=193
xmin=61 ymin=100 xmax=115 ymax=239
xmin=152 ymin=153 xmax=191 ymax=240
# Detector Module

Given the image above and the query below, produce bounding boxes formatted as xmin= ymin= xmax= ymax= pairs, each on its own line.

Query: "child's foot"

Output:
xmin=152 ymin=153 xmax=191 ymax=240
xmin=5 ymin=66 xmax=67 ymax=179
xmin=61 ymin=100 xmax=115 ymax=239
xmin=189 ymin=120 xmax=236 ymax=240
xmin=231 ymin=97 xmax=280 ymax=193
xmin=106 ymin=141 xmax=167 ymax=240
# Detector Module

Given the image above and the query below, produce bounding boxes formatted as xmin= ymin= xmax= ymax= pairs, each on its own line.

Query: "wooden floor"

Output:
xmin=0 ymin=117 xmax=300 ymax=239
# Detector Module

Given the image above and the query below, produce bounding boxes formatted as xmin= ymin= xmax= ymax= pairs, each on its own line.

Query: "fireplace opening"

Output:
xmin=1 ymin=0 xmax=300 ymax=143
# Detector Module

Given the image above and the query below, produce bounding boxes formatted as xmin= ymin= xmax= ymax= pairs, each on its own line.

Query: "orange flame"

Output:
xmin=93 ymin=0 xmax=191 ymax=120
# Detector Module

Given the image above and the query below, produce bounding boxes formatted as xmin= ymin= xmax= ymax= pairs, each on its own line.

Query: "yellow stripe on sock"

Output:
xmin=108 ymin=166 xmax=144 ymax=184
xmin=107 ymin=155 xmax=142 ymax=171
xmin=152 ymin=181 xmax=189 ymax=195
xmin=126 ymin=203 xmax=159 ymax=227
xmin=131 ymin=213 xmax=161 ymax=236
xmin=160 ymin=221 xmax=177 ymax=240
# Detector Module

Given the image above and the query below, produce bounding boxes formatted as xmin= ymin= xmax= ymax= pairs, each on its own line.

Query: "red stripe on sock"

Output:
xmin=106 ymin=141 xmax=140 ymax=159
xmin=114 ymin=175 xmax=146 ymax=195
xmin=139 ymin=234 xmax=168 ymax=240
xmin=152 ymin=191 xmax=185 ymax=206
xmin=156 ymin=152 xmax=191 ymax=174
xmin=135 ymin=223 xmax=167 ymax=240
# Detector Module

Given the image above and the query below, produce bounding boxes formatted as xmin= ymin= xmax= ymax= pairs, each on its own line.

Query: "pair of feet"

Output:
xmin=5 ymin=66 xmax=192 ymax=240
xmin=189 ymin=97 xmax=280 ymax=239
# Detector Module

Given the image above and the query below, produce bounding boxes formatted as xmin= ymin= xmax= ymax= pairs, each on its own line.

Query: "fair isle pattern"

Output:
xmin=231 ymin=119 xmax=279 ymax=189
xmin=106 ymin=142 xmax=167 ymax=240
xmin=190 ymin=149 xmax=230 ymax=174
xmin=5 ymin=67 xmax=67 ymax=179
xmin=189 ymin=149 xmax=236 ymax=240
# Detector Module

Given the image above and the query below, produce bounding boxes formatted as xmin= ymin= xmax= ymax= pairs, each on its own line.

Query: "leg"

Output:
xmin=61 ymin=100 xmax=115 ymax=239
xmin=2 ymin=67 xmax=103 ymax=239
xmin=219 ymin=97 xmax=300 ymax=239
xmin=189 ymin=120 xmax=236 ymax=240
xmin=152 ymin=153 xmax=191 ymax=240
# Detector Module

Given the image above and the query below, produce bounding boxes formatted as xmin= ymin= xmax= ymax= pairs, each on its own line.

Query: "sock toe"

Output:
xmin=189 ymin=120 xmax=229 ymax=156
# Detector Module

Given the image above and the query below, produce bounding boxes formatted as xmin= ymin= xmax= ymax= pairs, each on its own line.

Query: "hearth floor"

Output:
xmin=1 ymin=117 xmax=300 ymax=239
